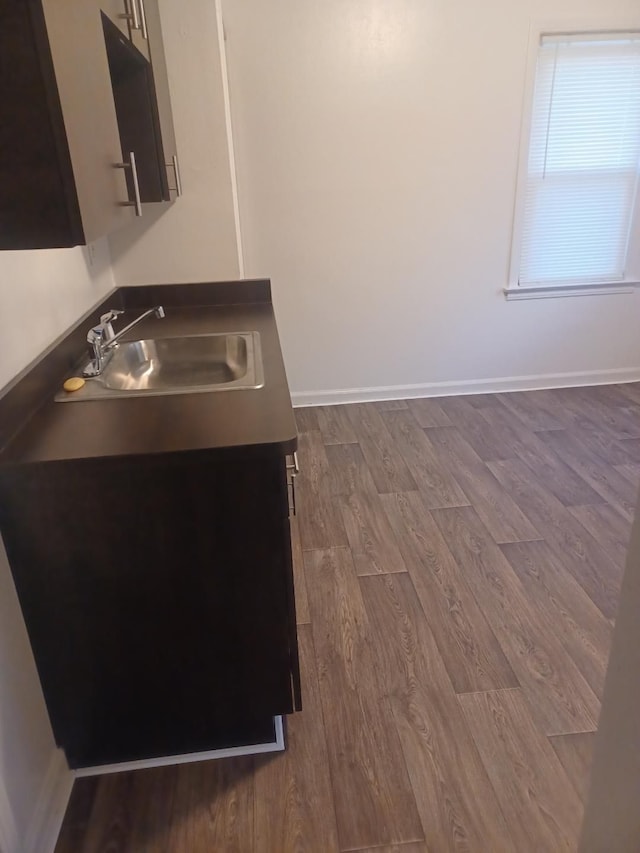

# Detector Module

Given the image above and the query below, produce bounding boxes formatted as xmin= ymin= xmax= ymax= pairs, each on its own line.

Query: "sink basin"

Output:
xmin=105 ymin=334 xmax=252 ymax=390
xmin=56 ymin=332 xmax=264 ymax=401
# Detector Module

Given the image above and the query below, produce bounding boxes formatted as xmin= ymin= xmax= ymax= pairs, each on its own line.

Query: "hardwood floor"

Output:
xmin=304 ymin=548 xmax=423 ymax=850
xmin=458 ymin=689 xmax=583 ymax=851
xmin=56 ymin=384 xmax=639 ymax=852
xmin=431 ymin=506 xmax=600 ymax=736
xmin=381 ymin=491 xmax=518 ymax=694
xmin=253 ymin=625 xmax=338 ymax=852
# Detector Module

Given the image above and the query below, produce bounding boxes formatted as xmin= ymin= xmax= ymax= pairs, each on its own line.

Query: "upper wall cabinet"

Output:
xmin=0 ymin=0 xmax=180 ymax=250
xmin=102 ymin=0 xmax=150 ymax=61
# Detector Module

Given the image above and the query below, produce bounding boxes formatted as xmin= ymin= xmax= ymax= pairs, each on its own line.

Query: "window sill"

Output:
xmin=503 ymin=282 xmax=640 ymax=301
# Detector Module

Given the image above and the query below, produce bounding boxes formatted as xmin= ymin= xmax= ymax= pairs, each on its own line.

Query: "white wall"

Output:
xmin=0 ymin=540 xmax=66 ymax=853
xmin=0 ymin=240 xmax=114 ymax=850
xmin=0 ymin=241 xmax=114 ymax=390
xmin=222 ymin=0 xmax=640 ymax=401
xmin=108 ymin=0 xmax=241 ymax=285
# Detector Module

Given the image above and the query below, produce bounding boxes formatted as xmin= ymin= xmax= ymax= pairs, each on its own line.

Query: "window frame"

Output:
xmin=505 ymin=16 xmax=640 ymax=301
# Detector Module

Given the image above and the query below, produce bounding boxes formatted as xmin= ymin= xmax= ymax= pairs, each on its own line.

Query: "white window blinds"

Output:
xmin=518 ymin=33 xmax=640 ymax=287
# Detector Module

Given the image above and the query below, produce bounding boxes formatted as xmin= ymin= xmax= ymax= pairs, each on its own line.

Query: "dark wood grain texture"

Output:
xmin=488 ymin=457 xmax=623 ymax=619
xmin=564 ymin=388 xmax=640 ymax=440
xmin=305 ymin=548 xmax=423 ymax=851
xmin=480 ymin=404 xmax=605 ymax=507
xmin=373 ymin=399 xmax=409 ymax=411
xmin=74 ymin=773 xmax=135 ymax=853
xmin=65 ymin=764 xmax=177 ymax=853
xmin=438 ymin=396 xmax=520 ymax=460
xmin=618 ymin=437 xmax=640 ymax=462
xmin=540 ymin=428 xmax=639 ymax=521
xmin=615 ymin=382 xmax=640 ymax=405
xmin=498 ymin=389 xmax=568 ymax=431
xmin=381 ymin=491 xmax=518 ymax=693
xmin=500 ymin=540 xmax=612 ymax=698
xmin=406 ymin=397 xmax=453 ymax=427
xmin=296 ymin=431 xmax=348 ymax=550
xmin=459 ymin=393 xmax=503 ymax=409
xmin=553 ymin=384 xmax=635 ymax=443
xmin=548 ymin=387 xmax=640 ymax=443
xmin=458 ymin=689 xmax=583 ymax=851
xmin=166 ymin=757 xmax=255 ymax=853
xmin=54 ymin=777 xmax=99 ymax=853
xmin=570 ymin=422 xmax=640 ymax=467
xmin=382 ymin=410 xmax=469 ymax=508
xmin=316 ymin=405 xmax=358 ymax=444
xmin=568 ymin=503 xmax=632 ymax=572
xmin=325 ymin=442 xmax=378 ymax=497
xmin=355 ymin=845 xmax=428 ymax=853
xmin=253 ymin=625 xmax=339 ymax=853
xmin=346 ymin=404 xmax=417 ymax=493
xmin=614 ymin=462 xmax=640 ymax=488
xmin=427 ymin=425 xmax=540 ymax=543
xmin=123 ymin=766 xmax=177 ymax=853
xmin=360 ymin=572 xmax=515 ymax=851
xmin=294 ymin=407 xmax=320 ymax=433
xmin=340 ymin=491 xmax=407 ymax=575
xmin=569 ymin=383 xmax=639 ymax=409
xmin=432 ymin=506 xmax=600 ymax=735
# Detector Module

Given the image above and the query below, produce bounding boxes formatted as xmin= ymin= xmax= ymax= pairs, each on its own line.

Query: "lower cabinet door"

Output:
xmin=0 ymin=447 xmax=300 ymax=768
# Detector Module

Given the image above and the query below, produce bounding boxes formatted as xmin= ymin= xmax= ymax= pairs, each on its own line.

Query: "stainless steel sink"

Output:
xmin=56 ymin=332 xmax=264 ymax=401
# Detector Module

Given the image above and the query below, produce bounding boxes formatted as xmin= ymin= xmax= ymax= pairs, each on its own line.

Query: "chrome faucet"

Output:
xmin=83 ymin=306 xmax=165 ymax=377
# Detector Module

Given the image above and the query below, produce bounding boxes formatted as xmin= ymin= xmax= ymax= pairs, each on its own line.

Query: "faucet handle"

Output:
xmin=100 ymin=309 xmax=123 ymax=325
xmin=87 ymin=325 xmax=105 ymax=344
xmin=98 ymin=309 xmax=123 ymax=343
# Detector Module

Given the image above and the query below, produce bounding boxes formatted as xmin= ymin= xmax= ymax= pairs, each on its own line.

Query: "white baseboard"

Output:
xmin=24 ymin=749 xmax=73 ymax=853
xmin=290 ymin=367 xmax=640 ymax=407
xmin=75 ymin=716 xmax=285 ymax=778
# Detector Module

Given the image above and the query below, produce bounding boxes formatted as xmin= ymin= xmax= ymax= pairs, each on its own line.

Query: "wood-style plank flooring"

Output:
xmin=55 ymin=384 xmax=640 ymax=852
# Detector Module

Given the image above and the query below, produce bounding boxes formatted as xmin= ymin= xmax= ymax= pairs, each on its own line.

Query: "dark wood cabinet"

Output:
xmin=0 ymin=0 xmax=180 ymax=250
xmin=0 ymin=445 xmax=301 ymax=769
xmin=102 ymin=0 xmax=180 ymax=203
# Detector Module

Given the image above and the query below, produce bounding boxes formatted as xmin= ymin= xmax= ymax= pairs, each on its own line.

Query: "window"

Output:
xmin=508 ymin=30 xmax=640 ymax=297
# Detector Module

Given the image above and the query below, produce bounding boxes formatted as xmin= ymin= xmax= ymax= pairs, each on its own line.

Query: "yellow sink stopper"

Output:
xmin=63 ymin=377 xmax=85 ymax=393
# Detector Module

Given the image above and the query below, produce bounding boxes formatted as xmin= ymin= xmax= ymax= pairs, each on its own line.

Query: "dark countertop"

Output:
xmin=0 ymin=281 xmax=297 ymax=465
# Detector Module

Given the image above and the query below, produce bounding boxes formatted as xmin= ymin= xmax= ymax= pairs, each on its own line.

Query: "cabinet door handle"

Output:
xmin=286 ymin=452 xmax=299 ymax=517
xmin=286 ymin=451 xmax=300 ymax=476
xmin=288 ymin=474 xmax=297 ymax=517
xmin=138 ymin=0 xmax=148 ymax=40
xmin=166 ymin=155 xmax=183 ymax=197
xmin=115 ymin=151 xmax=143 ymax=217
xmin=120 ymin=0 xmax=140 ymax=30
